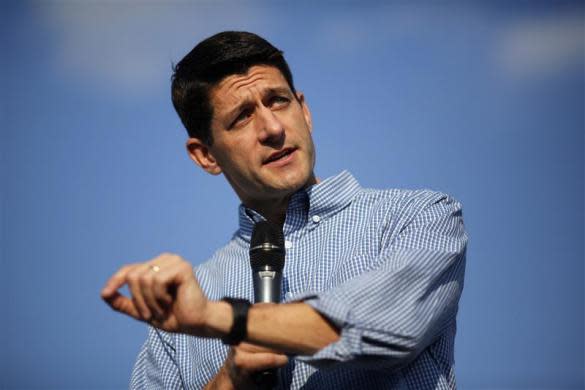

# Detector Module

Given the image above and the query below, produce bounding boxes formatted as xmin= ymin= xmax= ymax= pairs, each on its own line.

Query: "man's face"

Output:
xmin=189 ymin=65 xmax=316 ymax=207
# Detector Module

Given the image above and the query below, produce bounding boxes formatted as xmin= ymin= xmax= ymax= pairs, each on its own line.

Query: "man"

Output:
xmin=102 ymin=31 xmax=467 ymax=389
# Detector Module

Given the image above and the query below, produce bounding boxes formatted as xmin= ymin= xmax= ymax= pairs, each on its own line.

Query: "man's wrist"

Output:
xmin=194 ymin=300 xmax=234 ymax=339
xmin=221 ymin=298 xmax=251 ymax=345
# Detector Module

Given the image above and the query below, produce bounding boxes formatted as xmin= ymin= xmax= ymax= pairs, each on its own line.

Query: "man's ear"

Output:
xmin=186 ymin=138 xmax=222 ymax=175
xmin=296 ymin=92 xmax=312 ymax=133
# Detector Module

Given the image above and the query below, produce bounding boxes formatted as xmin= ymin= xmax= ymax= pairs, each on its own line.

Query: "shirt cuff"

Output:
xmin=287 ymin=291 xmax=363 ymax=367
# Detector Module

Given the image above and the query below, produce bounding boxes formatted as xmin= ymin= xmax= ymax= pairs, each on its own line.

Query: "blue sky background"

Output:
xmin=1 ymin=1 xmax=583 ymax=389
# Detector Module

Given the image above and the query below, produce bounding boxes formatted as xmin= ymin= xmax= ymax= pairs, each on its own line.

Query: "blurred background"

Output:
xmin=1 ymin=1 xmax=583 ymax=389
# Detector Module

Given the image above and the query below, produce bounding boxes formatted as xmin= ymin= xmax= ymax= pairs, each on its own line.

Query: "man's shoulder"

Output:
xmin=354 ymin=185 xmax=459 ymax=212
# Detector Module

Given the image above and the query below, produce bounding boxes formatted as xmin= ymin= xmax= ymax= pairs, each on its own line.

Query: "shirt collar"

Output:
xmin=237 ymin=170 xmax=361 ymax=242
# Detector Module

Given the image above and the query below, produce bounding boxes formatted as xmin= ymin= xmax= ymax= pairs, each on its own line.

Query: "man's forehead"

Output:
xmin=211 ymin=65 xmax=289 ymax=105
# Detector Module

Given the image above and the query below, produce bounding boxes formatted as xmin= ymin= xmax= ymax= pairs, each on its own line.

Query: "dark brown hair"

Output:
xmin=171 ymin=31 xmax=296 ymax=145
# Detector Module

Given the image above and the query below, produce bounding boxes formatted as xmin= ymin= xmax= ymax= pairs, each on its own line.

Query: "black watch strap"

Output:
xmin=221 ymin=297 xmax=251 ymax=345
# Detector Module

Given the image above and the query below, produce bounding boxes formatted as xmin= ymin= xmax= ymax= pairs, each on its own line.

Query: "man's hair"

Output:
xmin=171 ymin=31 xmax=296 ymax=145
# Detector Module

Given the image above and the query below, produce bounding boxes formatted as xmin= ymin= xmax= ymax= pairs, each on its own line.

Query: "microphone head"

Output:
xmin=250 ymin=221 xmax=285 ymax=271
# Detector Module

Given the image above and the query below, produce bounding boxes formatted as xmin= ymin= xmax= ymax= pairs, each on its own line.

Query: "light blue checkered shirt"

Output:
xmin=131 ymin=171 xmax=467 ymax=389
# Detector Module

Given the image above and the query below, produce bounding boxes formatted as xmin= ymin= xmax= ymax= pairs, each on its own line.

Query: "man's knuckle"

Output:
xmin=176 ymin=256 xmax=187 ymax=264
xmin=142 ymin=274 xmax=154 ymax=287
xmin=152 ymin=273 xmax=164 ymax=284
xmin=179 ymin=262 xmax=191 ymax=272
xmin=127 ymin=272 xmax=140 ymax=284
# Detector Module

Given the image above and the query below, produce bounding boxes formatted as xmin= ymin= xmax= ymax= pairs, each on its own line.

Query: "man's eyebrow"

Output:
xmin=265 ymin=86 xmax=293 ymax=97
xmin=221 ymin=86 xmax=293 ymax=120
xmin=223 ymin=98 xmax=253 ymax=122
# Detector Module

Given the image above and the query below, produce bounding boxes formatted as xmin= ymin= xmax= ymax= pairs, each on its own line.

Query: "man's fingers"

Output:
xmin=101 ymin=254 xmax=198 ymax=330
xmin=140 ymin=267 xmax=169 ymax=319
xmin=103 ymin=291 xmax=142 ymax=319
xmin=231 ymin=347 xmax=288 ymax=371
xmin=140 ymin=254 xmax=186 ymax=310
xmin=237 ymin=342 xmax=280 ymax=354
xmin=100 ymin=264 xmax=136 ymax=298
xmin=127 ymin=265 xmax=153 ymax=320
xmin=239 ymin=352 xmax=288 ymax=371
xmin=101 ymin=264 xmax=148 ymax=321
xmin=150 ymin=265 xmax=175 ymax=308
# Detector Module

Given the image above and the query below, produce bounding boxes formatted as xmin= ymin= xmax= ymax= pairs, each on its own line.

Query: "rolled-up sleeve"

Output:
xmin=295 ymin=193 xmax=467 ymax=369
xmin=130 ymin=327 xmax=183 ymax=389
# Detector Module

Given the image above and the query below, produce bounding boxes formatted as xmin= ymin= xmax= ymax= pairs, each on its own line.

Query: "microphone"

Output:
xmin=249 ymin=221 xmax=285 ymax=389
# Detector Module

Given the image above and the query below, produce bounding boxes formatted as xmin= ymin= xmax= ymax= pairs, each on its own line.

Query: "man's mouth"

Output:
xmin=263 ymin=148 xmax=296 ymax=164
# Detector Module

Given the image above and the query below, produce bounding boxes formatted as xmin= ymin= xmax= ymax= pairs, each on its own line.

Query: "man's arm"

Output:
xmin=101 ymin=260 xmax=336 ymax=388
xmin=293 ymin=192 xmax=467 ymax=368
xmin=100 ymin=257 xmax=340 ymax=354
xmin=206 ymin=301 xmax=341 ymax=355
xmin=102 ymin=192 xmax=466 ymax=367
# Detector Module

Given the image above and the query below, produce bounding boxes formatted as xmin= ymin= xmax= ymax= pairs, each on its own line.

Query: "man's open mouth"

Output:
xmin=264 ymin=148 xmax=295 ymax=164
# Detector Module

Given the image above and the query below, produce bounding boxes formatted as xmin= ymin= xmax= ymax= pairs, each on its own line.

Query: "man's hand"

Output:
xmin=101 ymin=253 xmax=339 ymax=355
xmin=101 ymin=253 xmax=212 ymax=336
xmin=205 ymin=343 xmax=288 ymax=390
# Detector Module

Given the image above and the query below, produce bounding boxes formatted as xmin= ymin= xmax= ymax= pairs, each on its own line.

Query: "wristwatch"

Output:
xmin=221 ymin=297 xmax=251 ymax=345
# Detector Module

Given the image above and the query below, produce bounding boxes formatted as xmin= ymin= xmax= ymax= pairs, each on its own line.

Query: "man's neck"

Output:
xmin=244 ymin=175 xmax=320 ymax=228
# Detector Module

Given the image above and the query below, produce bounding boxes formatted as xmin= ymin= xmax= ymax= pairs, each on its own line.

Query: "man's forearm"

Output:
xmin=248 ymin=302 xmax=340 ymax=355
xmin=204 ymin=301 xmax=340 ymax=355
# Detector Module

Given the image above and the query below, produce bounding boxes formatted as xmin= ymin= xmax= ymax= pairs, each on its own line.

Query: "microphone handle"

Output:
xmin=252 ymin=267 xmax=282 ymax=389
xmin=253 ymin=270 xmax=283 ymax=303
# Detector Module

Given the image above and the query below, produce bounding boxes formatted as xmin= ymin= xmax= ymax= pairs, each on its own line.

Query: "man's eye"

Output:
xmin=232 ymin=109 xmax=252 ymax=127
xmin=270 ymin=96 xmax=290 ymax=108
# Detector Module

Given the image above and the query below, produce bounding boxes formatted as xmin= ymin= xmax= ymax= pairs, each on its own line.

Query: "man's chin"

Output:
xmin=267 ymin=170 xmax=314 ymax=193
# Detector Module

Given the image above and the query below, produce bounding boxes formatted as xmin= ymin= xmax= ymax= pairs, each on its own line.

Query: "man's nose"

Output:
xmin=257 ymin=107 xmax=285 ymax=145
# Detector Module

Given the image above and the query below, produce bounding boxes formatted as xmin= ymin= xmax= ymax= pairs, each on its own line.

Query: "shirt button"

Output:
xmin=285 ymin=292 xmax=293 ymax=300
xmin=312 ymin=215 xmax=321 ymax=223
xmin=284 ymin=240 xmax=293 ymax=249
